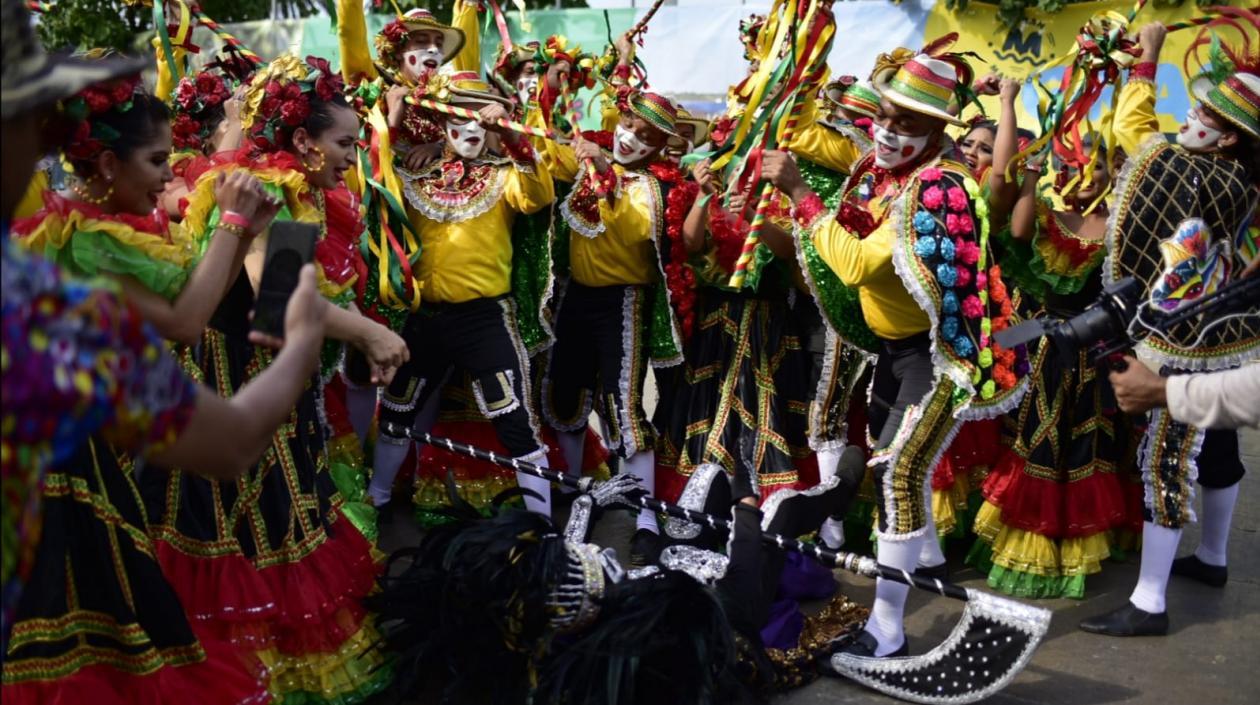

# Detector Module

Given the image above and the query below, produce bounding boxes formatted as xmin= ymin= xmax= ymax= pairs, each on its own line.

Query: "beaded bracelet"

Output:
xmin=218 ymin=222 xmax=247 ymax=239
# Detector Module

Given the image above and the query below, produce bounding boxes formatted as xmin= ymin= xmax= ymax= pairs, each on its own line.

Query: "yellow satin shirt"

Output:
xmin=407 ymin=159 xmax=555 ymax=303
xmin=544 ymin=142 xmax=659 ymax=287
xmin=1114 ymin=78 xmax=1162 ymax=158
xmin=789 ymin=95 xmax=865 ymax=175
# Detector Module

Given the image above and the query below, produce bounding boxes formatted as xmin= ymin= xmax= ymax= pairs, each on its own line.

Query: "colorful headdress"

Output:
xmin=414 ymin=69 xmax=514 ymax=112
xmin=618 ymin=88 xmax=681 ymax=138
xmin=824 ymin=75 xmax=880 ymax=119
xmin=1184 ymin=7 xmax=1260 ymax=140
xmin=870 ymin=35 xmax=979 ymax=127
xmin=375 ymin=8 xmax=466 ymax=71
xmin=535 ymin=35 xmax=596 ymax=91
xmin=240 ymin=54 xmax=346 ymax=154
xmin=740 ymin=14 xmax=767 ymax=62
xmin=60 ymin=72 xmax=144 ymax=164
xmin=170 ymin=69 xmax=231 ymax=152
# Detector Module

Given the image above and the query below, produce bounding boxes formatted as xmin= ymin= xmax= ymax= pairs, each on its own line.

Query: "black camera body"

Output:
xmin=995 ymin=275 xmax=1260 ymax=369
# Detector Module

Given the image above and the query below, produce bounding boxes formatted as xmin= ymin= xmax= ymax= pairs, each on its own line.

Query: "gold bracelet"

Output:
xmin=218 ymin=221 xmax=247 ymax=239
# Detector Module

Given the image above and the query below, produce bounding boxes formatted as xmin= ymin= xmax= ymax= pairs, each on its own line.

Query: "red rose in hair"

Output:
xmin=280 ymin=99 xmax=310 ymax=127
xmin=261 ymin=95 xmax=282 ymax=116
xmin=175 ymin=78 xmax=198 ymax=109
xmin=265 ymin=80 xmax=283 ymax=97
xmin=84 ymin=90 xmax=112 ymax=114
xmin=283 ymin=83 xmax=302 ymax=101
xmin=382 ymin=20 xmax=407 ymax=44
xmin=111 ymin=80 xmax=134 ymax=103
xmin=195 ymin=72 xmax=220 ymax=97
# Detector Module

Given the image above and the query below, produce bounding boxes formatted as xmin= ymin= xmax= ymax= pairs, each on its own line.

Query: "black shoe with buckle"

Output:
xmin=1171 ymin=554 xmax=1227 ymax=588
xmin=628 ymin=529 xmax=662 ymax=567
xmin=1079 ymin=603 xmax=1168 ymax=637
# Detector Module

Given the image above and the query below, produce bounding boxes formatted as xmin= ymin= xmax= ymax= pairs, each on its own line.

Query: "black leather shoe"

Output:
xmin=1171 ymin=554 xmax=1227 ymax=588
xmin=833 ymin=630 xmax=909 ymax=658
xmin=375 ymin=501 xmax=394 ymax=528
xmin=915 ymin=562 xmax=949 ymax=580
xmin=629 ymin=529 xmax=662 ymax=567
xmin=1079 ymin=603 xmax=1168 ymax=637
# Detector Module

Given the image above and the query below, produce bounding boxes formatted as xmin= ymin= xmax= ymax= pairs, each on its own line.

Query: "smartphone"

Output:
xmin=250 ymin=221 xmax=318 ymax=339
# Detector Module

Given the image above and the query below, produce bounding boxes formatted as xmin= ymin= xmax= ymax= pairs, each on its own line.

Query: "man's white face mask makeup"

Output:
xmin=872 ymin=124 xmax=930 ymax=169
xmin=1176 ymin=107 xmax=1223 ymax=152
xmin=515 ymin=76 xmax=538 ymax=105
xmin=446 ymin=118 xmax=487 ymax=159
xmin=402 ymin=46 xmax=443 ymax=82
xmin=613 ymin=125 xmax=658 ymax=165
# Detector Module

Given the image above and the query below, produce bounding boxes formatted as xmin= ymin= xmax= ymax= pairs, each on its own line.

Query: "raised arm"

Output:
xmin=1114 ymin=22 xmax=1167 ymax=157
xmin=149 ymin=265 xmax=326 ymax=478
xmin=987 ymin=78 xmax=1024 ymax=232
xmin=451 ymin=0 xmax=482 ymax=74
xmin=121 ymin=171 xmax=280 ymax=345
xmin=337 ymin=0 xmax=379 ymax=84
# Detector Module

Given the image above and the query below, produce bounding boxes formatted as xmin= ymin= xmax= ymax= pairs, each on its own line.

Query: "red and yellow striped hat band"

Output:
xmin=1197 ymin=72 xmax=1260 ymax=140
xmin=873 ymin=52 xmax=966 ymax=127
xmin=628 ymin=91 xmax=680 ymax=138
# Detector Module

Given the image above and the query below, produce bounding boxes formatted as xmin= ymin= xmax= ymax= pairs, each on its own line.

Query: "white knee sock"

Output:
xmin=816 ymin=446 xmax=847 ymax=549
xmin=1129 ymin=521 xmax=1181 ymax=614
xmin=866 ymin=535 xmax=922 ymax=655
xmin=345 ymin=382 xmax=378 ymax=444
xmin=918 ymin=483 xmax=947 ymax=568
xmin=555 ymin=429 xmax=586 ymax=479
xmin=817 ymin=447 xmax=841 ymax=483
xmin=623 ymin=450 xmax=659 ymax=533
xmin=368 ymin=396 xmax=440 ymax=507
xmin=516 ymin=454 xmax=553 ymax=518
xmin=368 ymin=436 xmax=411 ymax=507
xmin=1195 ymin=484 xmax=1239 ymax=567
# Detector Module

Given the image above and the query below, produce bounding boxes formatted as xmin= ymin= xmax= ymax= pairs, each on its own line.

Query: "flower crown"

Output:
xmin=535 ymin=36 xmax=596 ymax=91
xmin=241 ymin=54 xmax=345 ymax=153
xmin=375 ymin=19 xmax=411 ymax=71
xmin=61 ymin=74 xmax=144 ymax=163
xmin=171 ymin=70 xmax=232 ymax=152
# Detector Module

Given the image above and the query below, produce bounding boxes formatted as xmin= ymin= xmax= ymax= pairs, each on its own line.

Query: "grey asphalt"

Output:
xmin=378 ymin=428 xmax=1260 ymax=704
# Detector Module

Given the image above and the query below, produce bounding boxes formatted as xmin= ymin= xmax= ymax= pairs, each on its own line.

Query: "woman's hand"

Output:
xmin=999 ymin=77 xmax=1021 ymax=104
xmin=693 ymin=158 xmax=718 ymax=195
xmin=214 ymin=171 xmax=282 ymax=237
xmin=974 ymin=72 xmax=1002 ymax=97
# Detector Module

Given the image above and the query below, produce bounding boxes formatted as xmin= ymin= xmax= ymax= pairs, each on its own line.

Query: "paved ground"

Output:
xmin=379 ymin=420 xmax=1260 ymax=705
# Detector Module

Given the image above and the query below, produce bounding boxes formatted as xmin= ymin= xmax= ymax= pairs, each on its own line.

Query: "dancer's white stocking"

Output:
xmin=1129 ymin=521 xmax=1181 ymax=614
xmin=623 ymin=450 xmax=659 ymax=533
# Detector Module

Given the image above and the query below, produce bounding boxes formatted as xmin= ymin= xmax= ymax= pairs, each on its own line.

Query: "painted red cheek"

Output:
xmin=1198 ymin=131 xmax=1207 ymax=138
xmin=408 ymin=55 xmax=417 ymax=66
xmin=451 ymin=129 xmax=460 ymax=138
xmin=901 ymin=145 xmax=914 ymax=157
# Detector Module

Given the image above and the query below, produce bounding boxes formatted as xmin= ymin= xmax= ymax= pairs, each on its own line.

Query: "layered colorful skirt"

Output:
xmin=966 ymin=340 xmax=1142 ymax=598
xmin=1 ymin=436 xmax=269 ymax=705
xmin=656 ymin=286 xmax=818 ymax=503
xmin=138 ymin=280 xmax=391 ymax=704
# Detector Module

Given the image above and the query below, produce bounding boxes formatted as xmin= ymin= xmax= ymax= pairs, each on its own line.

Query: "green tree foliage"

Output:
xmin=35 ymin=0 xmax=333 ymax=53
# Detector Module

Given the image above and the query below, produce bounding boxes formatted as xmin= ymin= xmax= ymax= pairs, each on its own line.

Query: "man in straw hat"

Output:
xmin=1079 ymin=18 xmax=1260 ymax=638
xmin=761 ymin=41 xmax=1028 ymax=658
xmin=369 ymin=70 xmax=559 ymax=519
xmin=540 ymin=67 xmax=696 ymax=566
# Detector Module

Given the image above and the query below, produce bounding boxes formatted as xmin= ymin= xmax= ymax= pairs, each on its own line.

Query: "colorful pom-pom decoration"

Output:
xmin=920 ymin=167 xmax=942 ymax=182
xmin=921 ymin=186 xmax=944 ymax=210
xmin=914 ymin=235 xmax=938 ymax=258
xmin=939 ymin=236 xmax=956 ymax=262
xmin=946 ymin=186 xmax=968 ymax=212
xmin=942 ymin=290 xmax=959 ymax=314
xmin=936 ymin=263 xmax=957 ymax=287
xmin=942 ymin=316 xmax=960 ymax=340
xmin=913 ymin=209 xmax=937 ymax=233
xmin=953 ymin=335 xmax=975 ymax=358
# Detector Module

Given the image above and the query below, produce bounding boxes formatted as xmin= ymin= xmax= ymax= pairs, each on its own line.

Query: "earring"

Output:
xmin=303 ymin=146 xmax=327 ymax=173
xmin=71 ymin=176 xmax=114 ymax=206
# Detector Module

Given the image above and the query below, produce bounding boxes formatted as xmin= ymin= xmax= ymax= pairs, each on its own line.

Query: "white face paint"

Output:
xmin=871 ymin=124 xmax=931 ymax=169
xmin=445 ymin=118 xmax=487 ymax=159
xmin=516 ymin=76 xmax=538 ymax=105
xmin=612 ymin=125 xmax=658 ymax=165
xmin=1176 ymin=107 xmax=1223 ymax=152
xmin=402 ymin=47 xmax=443 ymax=82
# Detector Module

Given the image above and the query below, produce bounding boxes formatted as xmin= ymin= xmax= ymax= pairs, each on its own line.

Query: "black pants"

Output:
xmin=380 ymin=297 xmax=543 ymax=459
xmin=544 ymin=282 xmax=654 ymax=458
xmin=867 ymin=333 xmax=959 ymax=538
